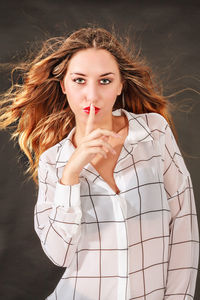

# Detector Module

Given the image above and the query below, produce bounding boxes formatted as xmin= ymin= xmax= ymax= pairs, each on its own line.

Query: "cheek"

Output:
xmin=104 ymin=87 xmax=120 ymax=101
xmin=67 ymin=95 xmax=80 ymax=110
xmin=64 ymin=85 xmax=81 ymax=105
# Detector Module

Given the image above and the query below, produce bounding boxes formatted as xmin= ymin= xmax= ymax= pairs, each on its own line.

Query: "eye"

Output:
xmin=73 ymin=78 xmax=85 ymax=84
xmin=100 ymin=78 xmax=111 ymax=85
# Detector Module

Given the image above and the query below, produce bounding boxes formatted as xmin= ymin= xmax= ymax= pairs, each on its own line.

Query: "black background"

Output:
xmin=0 ymin=1 xmax=199 ymax=299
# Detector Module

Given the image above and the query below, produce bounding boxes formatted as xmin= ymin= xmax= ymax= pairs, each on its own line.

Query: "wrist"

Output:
xmin=60 ymin=176 xmax=80 ymax=186
xmin=61 ymin=168 xmax=80 ymax=186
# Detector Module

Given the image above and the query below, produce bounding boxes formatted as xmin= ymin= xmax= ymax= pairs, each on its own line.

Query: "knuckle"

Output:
xmin=97 ymin=128 xmax=102 ymax=135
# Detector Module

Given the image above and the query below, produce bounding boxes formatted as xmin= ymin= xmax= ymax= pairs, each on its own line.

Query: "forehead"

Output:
xmin=67 ymin=48 xmax=119 ymax=72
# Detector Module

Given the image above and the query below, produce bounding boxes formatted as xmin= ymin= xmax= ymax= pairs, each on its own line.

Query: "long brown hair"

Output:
xmin=0 ymin=26 xmax=177 ymax=184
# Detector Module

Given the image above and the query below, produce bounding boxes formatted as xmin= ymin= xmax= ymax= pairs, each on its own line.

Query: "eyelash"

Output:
xmin=73 ymin=78 xmax=112 ymax=85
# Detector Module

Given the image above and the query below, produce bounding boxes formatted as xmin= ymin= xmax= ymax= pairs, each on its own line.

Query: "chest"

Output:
xmin=90 ymin=131 xmax=127 ymax=195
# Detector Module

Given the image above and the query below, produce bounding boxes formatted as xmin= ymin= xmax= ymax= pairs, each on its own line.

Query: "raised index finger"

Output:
xmin=85 ymin=103 xmax=95 ymax=136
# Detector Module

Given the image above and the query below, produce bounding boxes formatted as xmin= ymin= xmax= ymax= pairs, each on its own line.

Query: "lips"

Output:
xmin=83 ymin=106 xmax=100 ymax=114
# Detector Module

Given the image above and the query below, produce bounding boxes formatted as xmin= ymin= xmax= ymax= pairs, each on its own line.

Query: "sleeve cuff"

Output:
xmin=53 ymin=181 xmax=81 ymax=208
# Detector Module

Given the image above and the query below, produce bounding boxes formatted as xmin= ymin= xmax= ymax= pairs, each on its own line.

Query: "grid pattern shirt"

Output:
xmin=34 ymin=108 xmax=199 ymax=300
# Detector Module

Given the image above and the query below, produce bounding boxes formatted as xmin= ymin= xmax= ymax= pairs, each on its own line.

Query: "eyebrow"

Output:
xmin=70 ymin=72 xmax=115 ymax=77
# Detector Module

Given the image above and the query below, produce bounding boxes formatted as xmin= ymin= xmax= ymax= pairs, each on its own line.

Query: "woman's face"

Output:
xmin=60 ymin=48 xmax=123 ymax=123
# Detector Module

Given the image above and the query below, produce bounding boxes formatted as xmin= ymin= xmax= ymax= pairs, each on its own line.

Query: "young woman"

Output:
xmin=0 ymin=27 xmax=199 ymax=300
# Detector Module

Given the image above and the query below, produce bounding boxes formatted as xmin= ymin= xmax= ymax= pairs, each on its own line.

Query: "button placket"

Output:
xmin=111 ymin=193 xmax=129 ymax=300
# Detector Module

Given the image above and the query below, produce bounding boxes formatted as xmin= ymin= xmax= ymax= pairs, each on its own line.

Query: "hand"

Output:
xmin=62 ymin=103 xmax=122 ymax=177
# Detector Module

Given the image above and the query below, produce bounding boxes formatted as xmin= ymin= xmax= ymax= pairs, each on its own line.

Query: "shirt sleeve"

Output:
xmin=34 ymin=157 xmax=82 ymax=268
xmin=161 ymin=121 xmax=199 ymax=299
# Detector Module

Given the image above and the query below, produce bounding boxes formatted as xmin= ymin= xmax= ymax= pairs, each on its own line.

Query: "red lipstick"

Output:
xmin=83 ymin=106 xmax=100 ymax=114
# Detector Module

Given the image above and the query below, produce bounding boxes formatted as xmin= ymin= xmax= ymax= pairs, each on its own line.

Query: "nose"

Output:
xmin=85 ymin=82 xmax=99 ymax=104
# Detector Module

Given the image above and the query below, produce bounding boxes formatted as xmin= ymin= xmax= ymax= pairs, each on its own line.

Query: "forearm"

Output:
xmin=35 ymin=156 xmax=83 ymax=267
xmin=37 ymin=204 xmax=82 ymax=267
xmin=164 ymin=175 xmax=199 ymax=299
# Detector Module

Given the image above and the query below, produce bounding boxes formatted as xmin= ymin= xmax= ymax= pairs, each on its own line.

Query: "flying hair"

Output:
xmin=0 ymin=26 xmax=177 ymax=184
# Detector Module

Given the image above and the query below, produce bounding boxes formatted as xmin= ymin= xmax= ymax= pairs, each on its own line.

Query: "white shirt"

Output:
xmin=34 ymin=108 xmax=199 ymax=300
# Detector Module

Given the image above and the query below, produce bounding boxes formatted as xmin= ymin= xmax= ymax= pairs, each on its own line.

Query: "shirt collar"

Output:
xmin=55 ymin=108 xmax=154 ymax=168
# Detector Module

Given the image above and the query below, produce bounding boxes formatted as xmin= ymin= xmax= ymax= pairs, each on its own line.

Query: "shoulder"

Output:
xmin=141 ymin=112 xmax=168 ymax=130
xmin=128 ymin=111 xmax=169 ymax=133
xmin=133 ymin=111 xmax=167 ymax=127
xmin=39 ymin=136 xmax=68 ymax=166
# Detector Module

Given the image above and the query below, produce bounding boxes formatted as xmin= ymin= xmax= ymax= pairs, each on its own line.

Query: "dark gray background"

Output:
xmin=0 ymin=1 xmax=199 ymax=299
